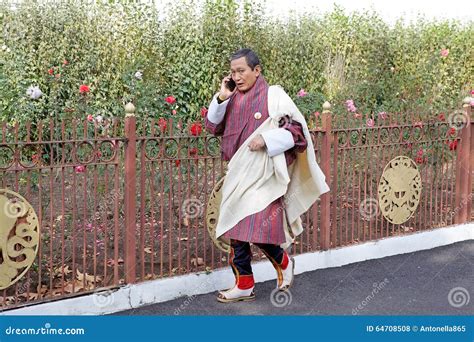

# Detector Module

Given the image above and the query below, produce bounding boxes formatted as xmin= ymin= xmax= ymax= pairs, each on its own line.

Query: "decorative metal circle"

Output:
xmin=378 ymin=156 xmax=422 ymax=225
xmin=401 ymin=127 xmax=411 ymax=141
xmin=380 ymin=128 xmax=390 ymax=144
xmin=390 ymin=127 xmax=400 ymax=143
xmin=75 ymin=141 xmax=95 ymax=164
xmin=349 ymin=130 xmax=360 ymax=146
xmin=0 ymin=146 xmax=15 ymax=170
xmin=205 ymin=137 xmax=220 ymax=157
xmin=205 ymin=176 xmax=230 ymax=253
xmin=18 ymin=144 xmax=39 ymax=169
xmin=97 ymin=140 xmax=117 ymax=163
xmin=164 ymin=139 xmax=178 ymax=158
xmin=0 ymin=189 xmax=39 ymax=290
xmin=337 ymin=131 xmax=348 ymax=147
xmin=413 ymin=127 xmax=423 ymax=141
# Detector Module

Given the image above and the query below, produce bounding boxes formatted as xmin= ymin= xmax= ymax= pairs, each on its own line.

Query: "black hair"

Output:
xmin=230 ymin=48 xmax=261 ymax=71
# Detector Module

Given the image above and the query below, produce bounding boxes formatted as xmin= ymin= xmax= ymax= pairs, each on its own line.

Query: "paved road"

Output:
xmin=115 ymin=241 xmax=473 ymax=315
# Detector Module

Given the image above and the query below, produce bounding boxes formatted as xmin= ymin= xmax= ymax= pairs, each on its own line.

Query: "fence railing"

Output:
xmin=0 ymin=98 xmax=472 ymax=311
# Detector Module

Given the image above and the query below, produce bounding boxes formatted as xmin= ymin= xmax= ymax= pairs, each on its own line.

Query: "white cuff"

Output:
xmin=261 ymin=128 xmax=295 ymax=157
xmin=207 ymin=94 xmax=229 ymax=124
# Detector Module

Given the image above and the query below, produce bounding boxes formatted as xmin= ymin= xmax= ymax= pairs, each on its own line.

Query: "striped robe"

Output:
xmin=205 ymin=76 xmax=307 ymax=244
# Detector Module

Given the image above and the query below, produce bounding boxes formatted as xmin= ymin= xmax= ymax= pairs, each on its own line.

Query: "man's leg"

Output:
xmin=255 ymin=242 xmax=295 ymax=291
xmin=217 ymin=239 xmax=255 ymax=302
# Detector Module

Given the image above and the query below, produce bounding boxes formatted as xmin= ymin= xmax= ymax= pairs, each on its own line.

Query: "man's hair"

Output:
xmin=230 ymin=48 xmax=261 ymax=71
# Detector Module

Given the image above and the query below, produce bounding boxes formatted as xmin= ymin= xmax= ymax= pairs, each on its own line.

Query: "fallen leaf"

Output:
xmin=107 ymin=258 xmax=124 ymax=267
xmin=191 ymin=257 xmax=204 ymax=267
xmin=76 ymin=269 xmax=102 ymax=284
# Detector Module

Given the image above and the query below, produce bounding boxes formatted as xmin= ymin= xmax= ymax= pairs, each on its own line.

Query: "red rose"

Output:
xmin=438 ymin=113 xmax=445 ymax=121
xmin=175 ymin=160 xmax=181 ymax=167
xmin=165 ymin=96 xmax=176 ymax=105
xmin=48 ymin=68 xmax=54 ymax=75
xmin=447 ymin=127 xmax=457 ymax=136
xmin=158 ymin=118 xmax=167 ymax=132
xmin=79 ymin=84 xmax=90 ymax=94
xmin=200 ymin=107 xmax=208 ymax=118
xmin=449 ymin=140 xmax=457 ymax=150
xmin=190 ymin=122 xmax=202 ymax=136
xmin=189 ymin=147 xmax=198 ymax=156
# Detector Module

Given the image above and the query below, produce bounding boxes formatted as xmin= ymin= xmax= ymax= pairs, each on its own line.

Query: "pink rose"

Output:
xmin=75 ymin=165 xmax=85 ymax=173
xmin=345 ymin=99 xmax=357 ymax=113
xmin=440 ymin=49 xmax=449 ymax=57
xmin=366 ymin=118 xmax=375 ymax=127
xmin=297 ymin=89 xmax=308 ymax=97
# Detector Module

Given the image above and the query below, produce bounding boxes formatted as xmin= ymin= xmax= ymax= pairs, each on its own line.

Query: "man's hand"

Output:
xmin=248 ymin=134 xmax=266 ymax=152
xmin=218 ymin=75 xmax=236 ymax=100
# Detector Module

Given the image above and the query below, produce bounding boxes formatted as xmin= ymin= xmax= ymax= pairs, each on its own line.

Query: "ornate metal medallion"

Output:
xmin=378 ymin=156 xmax=422 ymax=224
xmin=206 ymin=177 xmax=230 ymax=253
xmin=0 ymin=189 xmax=39 ymax=290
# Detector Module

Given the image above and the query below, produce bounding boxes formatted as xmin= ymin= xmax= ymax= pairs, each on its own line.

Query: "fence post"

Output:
xmin=320 ymin=101 xmax=332 ymax=250
xmin=124 ymin=102 xmax=137 ymax=283
xmin=454 ymin=97 xmax=472 ymax=224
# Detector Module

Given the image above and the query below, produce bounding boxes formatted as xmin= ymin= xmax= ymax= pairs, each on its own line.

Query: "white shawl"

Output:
xmin=215 ymin=85 xmax=330 ymax=249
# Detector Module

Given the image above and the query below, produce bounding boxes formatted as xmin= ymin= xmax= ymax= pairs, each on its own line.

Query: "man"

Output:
xmin=205 ymin=49 xmax=329 ymax=303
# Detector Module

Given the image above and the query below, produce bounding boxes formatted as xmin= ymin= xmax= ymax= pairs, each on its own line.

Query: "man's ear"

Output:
xmin=254 ymin=65 xmax=261 ymax=76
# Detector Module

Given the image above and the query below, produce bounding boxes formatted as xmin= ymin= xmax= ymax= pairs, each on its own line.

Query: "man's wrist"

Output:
xmin=217 ymin=93 xmax=228 ymax=104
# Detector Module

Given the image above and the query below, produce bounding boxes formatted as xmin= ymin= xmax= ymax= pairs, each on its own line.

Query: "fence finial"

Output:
xmin=323 ymin=101 xmax=331 ymax=113
xmin=125 ymin=102 xmax=136 ymax=117
xmin=462 ymin=96 xmax=472 ymax=108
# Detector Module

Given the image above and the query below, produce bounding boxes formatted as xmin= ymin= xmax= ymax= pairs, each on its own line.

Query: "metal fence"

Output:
xmin=0 ymin=100 xmax=472 ymax=311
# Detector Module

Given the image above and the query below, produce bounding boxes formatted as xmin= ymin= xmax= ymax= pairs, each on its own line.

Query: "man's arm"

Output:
xmin=260 ymin=116 xmax=307 ymax=157
xmin=204 ymin=93 xmax=230 ymax=136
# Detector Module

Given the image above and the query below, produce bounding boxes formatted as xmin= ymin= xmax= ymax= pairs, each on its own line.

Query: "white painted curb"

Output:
xmin=3 ymin=223 xmax=472 ymax=316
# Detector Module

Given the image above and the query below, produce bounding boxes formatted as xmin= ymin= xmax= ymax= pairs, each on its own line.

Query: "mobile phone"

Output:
xmin=226 ymin=77 xmax=236 ymax=92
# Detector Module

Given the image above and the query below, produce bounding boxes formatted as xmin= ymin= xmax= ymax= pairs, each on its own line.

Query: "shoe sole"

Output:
xmin=216 ymin=293 xmax=256 ymax=303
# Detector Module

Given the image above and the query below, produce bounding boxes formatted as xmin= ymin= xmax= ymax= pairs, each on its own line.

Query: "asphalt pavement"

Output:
xmin=114 ymin=240 xmax=473 ymax=316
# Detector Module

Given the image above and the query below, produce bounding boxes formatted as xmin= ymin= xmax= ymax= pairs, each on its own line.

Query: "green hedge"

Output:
xmin=0 ymin=0 xmax=472 ymax=128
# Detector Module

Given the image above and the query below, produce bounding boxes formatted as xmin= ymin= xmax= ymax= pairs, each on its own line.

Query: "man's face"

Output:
xmin=230 ymin=56 xmax=261 ymax=93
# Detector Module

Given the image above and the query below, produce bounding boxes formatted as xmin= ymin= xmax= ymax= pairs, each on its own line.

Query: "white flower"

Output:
xmin=95 ymin=114 xmax=103 ymax=123
xmin=134 ymin=71 xmax=143 ymax=80
xmin=1 ymin=45 xmax=6 ymax=50
xmin=26 ymin=85 xmax=43 ymax=100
